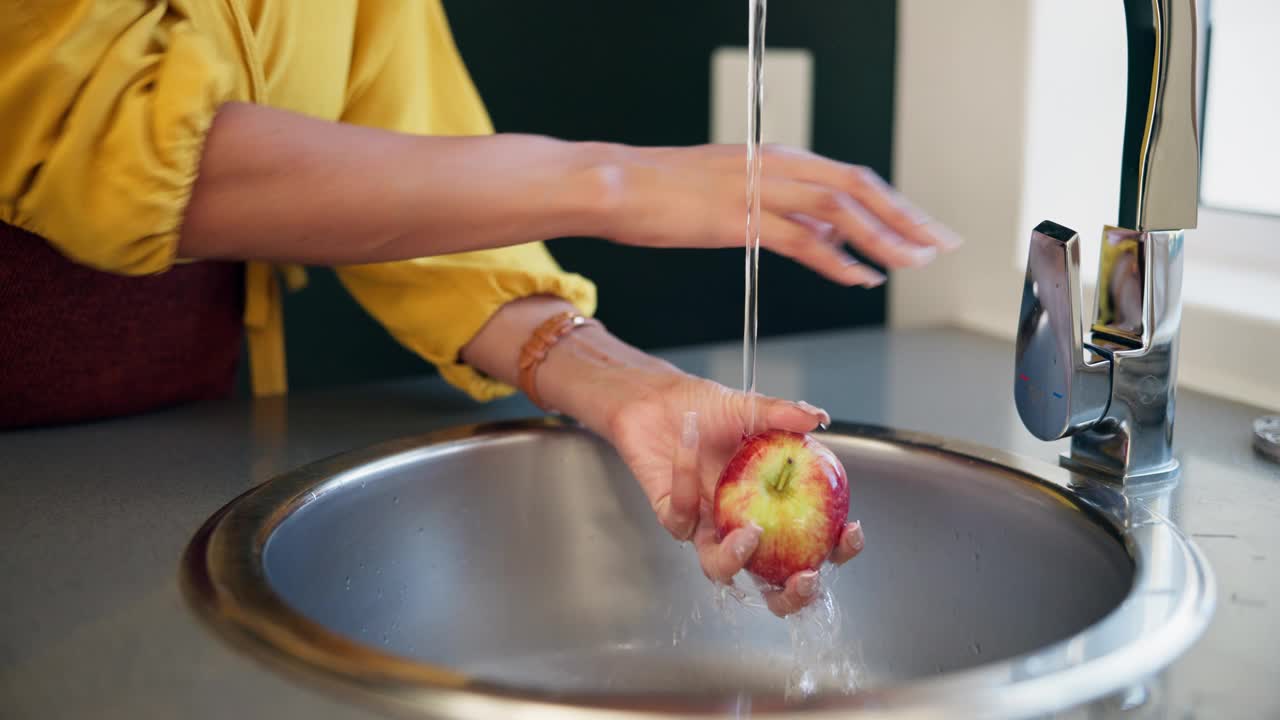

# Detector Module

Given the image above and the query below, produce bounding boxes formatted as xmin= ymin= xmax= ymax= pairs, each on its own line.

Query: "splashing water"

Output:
xmin=671 ymin=562 xmax=862 ymax=702
xmin=782 ymin=586 xmax=863 ymax=700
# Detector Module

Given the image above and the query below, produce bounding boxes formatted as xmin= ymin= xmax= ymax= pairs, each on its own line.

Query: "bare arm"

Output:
xmin=181 ymin=102 xmax=959 ymax=281
xmin=179 ymin=103 xmax=607 ymax=264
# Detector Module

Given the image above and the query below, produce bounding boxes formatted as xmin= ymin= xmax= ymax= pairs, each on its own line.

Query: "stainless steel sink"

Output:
xmin=182 ymin=419 xmax=1213 ymax=719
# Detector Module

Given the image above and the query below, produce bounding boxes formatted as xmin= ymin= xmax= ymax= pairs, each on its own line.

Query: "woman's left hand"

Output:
xmin=604 ymin=371 xmax=865 ymax=617
xmin=461 ymin=297 xmax=865 ymax=616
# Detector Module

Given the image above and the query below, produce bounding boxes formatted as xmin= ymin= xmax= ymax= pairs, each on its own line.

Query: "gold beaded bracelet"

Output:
xmin=517 ymin=310 xmax=601 ymax=412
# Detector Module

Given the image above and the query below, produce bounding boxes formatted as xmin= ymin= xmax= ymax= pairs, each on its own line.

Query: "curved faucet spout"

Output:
xmin=1119 ymin=0 xmax=1200 ymax=232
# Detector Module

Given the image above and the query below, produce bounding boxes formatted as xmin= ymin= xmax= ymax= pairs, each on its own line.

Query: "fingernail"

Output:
xmin=846 ymin=521 xmax=865 ymax=552
xmin=933 ymin=228 xmax=964 ymax=250
xmin=797 ymin=571 xmax=819 ymax=598
xmin=796 ymin=401 xmax=832 ymax=427
xmin=909 ymin=210 xmax=934 ymax=227
xmin=681 ymin=411 xmax=698 ymax=449
xmin=906 ymin=244 xmax=937 ymax=265
xmin=839 ymin=256 xmax=864 ymax=282
xmin=861 ymin=268 xmax=887 ymax=288
xmin=732 ymin=528 xmax=760 ymax=562
xmin=843 ymin=259 xmax=884 ymax=285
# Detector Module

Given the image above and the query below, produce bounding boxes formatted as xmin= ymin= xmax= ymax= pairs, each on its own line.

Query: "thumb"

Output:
xmin=735 ymin=393 xmax=831 ymax=435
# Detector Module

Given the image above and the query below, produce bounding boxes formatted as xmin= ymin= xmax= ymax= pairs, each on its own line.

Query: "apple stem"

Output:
xmin=769 ymin=457 xmax=796 ymax=494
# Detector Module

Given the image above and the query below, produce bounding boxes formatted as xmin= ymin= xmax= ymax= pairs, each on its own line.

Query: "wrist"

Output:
xmin=537 ymin=326 xmax=686 ymax=436
xmin=557 ymin=141 xmax=632 ymax=240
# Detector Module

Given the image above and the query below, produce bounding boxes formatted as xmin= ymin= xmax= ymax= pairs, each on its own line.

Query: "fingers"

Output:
xmin=826 ymin=192 xmax=938 ymax=270
xmin=761 ymin=212 xmax=886 ymax=288
xmin=829 ymin=521 xmax=865 ymax=565
xmin=760 ymin=522 xmax=864 ymax=617
xmin=655 ymin=411 xmax=702 ymax=541
xmin=759 ymin=523 xmax=863 ymax=617
xmin=760 ymin=147 xmax=962 ymax=255
xmin=737 ymin=394 xmax=831 ymax=435
xmin=695 ymin=513 xmax=761 ymax=585
xmin=761 ymin=177 xmax=936 ymax=270
xmin=761 ymin=570 xmax=822 ymax=617
xmin=838 ymin=164 xmax=963 ymax=252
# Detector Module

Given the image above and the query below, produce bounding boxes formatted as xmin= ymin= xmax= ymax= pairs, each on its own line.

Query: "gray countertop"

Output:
xmin=2 ymin=327 xmax=1276 ymax=719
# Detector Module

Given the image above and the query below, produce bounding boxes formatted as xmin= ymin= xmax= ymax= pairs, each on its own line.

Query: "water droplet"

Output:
xmin=417 ymin=527 xmax=424 ymax=534
xmin=344 ymin=576 xmax=351 ymax=590
xmin=393 ymin=496 xmax=399 ymax=505
xmin=970 ymin=641 xmax=983 ymax=655
xmin=376 ymin=589 xmax=383 ymax=599
xmin=382 ymin=633 xmax=389 ymax=644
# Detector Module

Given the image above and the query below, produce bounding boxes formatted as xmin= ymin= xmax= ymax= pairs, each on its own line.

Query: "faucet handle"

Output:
xmin=1015 ymin=220 xmax=1112 ymax=441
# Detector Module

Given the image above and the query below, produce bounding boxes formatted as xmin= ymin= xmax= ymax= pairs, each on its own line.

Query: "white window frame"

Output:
xmin=890 ymin=0 xmax=1279 ymax=411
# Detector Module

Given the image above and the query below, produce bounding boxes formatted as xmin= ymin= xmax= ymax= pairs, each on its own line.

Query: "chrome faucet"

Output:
xmin=1015 ymin=0 xmax=1200 ymax=484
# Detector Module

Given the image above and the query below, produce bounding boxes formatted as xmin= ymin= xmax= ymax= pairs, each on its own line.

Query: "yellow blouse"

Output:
xmin=0 ymin=0 xmax=597 ymax=400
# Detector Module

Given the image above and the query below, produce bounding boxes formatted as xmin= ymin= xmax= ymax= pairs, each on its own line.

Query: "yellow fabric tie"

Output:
xmin=244 ymin=262 xmax=287 ymax=396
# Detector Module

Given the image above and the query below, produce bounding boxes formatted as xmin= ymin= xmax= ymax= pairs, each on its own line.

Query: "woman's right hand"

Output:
xmin=578 ymin=142 xmax=962 ymax=287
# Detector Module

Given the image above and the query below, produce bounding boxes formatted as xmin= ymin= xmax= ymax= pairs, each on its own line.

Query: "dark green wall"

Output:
xmin=276 ymin=1 xmax=898 ymax=391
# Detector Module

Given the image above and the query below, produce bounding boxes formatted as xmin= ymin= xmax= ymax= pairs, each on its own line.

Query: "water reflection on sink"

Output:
xmin=182 ymin=420 xmax=1213 ymax=719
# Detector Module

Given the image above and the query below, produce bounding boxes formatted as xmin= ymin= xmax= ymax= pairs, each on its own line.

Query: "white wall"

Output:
xmin=889 ymin=0 xmax=1033 ymax=330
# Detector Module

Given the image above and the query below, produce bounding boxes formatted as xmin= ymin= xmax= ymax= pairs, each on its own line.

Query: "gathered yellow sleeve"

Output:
xmin=333 ymin=0 xmax=599 ymax=401
xmin=0 ymin=1 xmax=240 ymax=275
xmin=338 ymin=248 xmax=597 ymax=401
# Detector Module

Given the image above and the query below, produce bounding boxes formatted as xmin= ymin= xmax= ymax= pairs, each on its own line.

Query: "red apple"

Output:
xmin=713 ymin=430 xmax=849 ymax=587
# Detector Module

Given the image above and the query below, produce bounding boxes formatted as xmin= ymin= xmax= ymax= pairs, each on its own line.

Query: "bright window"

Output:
xmin=1199 ymin=0 xmax=1280 ymax=217
xmin=1183 ymin=0 xmax=1280 ymax=321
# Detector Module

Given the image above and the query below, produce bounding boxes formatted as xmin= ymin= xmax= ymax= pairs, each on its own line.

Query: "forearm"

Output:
xmin=179 ymin=103 xmax=614 ymax=264
xmin=459 ymin=296 xmax=682 ymax=435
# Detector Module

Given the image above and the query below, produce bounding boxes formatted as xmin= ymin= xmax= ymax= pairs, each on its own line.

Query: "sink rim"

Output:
xmin=180 ymin=418 xmax=1215 ymax=719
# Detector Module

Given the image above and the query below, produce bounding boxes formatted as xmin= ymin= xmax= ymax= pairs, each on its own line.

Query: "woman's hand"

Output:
xmin=463 ymin=298 xmax=871 ymax=618
xmin=463 ymin=297 xmax=865 ymax=616
xmin=603 ymin=371 xmax=865 ymax=617
xmin=581 ymin=143 xmax=962 ymax=287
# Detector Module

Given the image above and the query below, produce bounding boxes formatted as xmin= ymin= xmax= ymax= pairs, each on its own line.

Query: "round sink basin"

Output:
xmin=182 ymin=420 xmax=1213 ymax=718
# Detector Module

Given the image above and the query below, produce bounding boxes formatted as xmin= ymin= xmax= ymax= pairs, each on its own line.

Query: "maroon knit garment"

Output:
xmin=0 ymin=222 xmax=244 ymax=429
